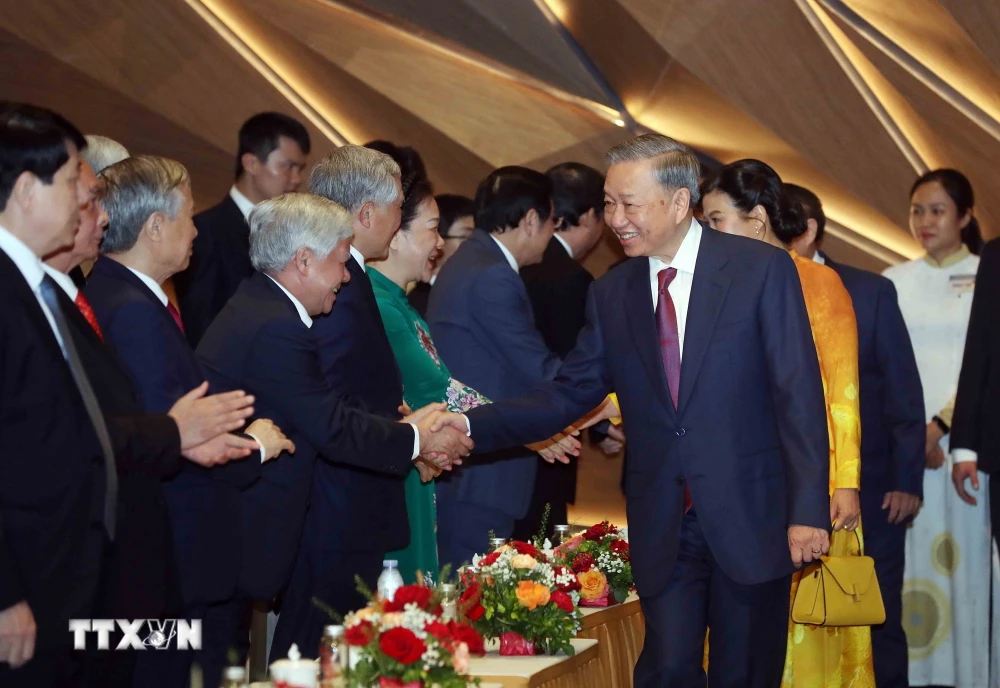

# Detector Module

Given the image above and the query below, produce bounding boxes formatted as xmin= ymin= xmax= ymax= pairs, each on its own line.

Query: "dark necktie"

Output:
xmin=166 ymin=302 xmax=185 ymax=334
xmin=39 ymin=276 xmax=118 ymax=539
xmin=75 ymin=291 xmax=103 ymax=341
xmin=656 ymin=268 xmax=692 ymax=513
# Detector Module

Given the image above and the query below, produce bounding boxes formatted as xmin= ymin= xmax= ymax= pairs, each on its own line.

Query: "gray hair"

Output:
xmin=607 ymin=134 xmax=701 ymax=205
xmin=249 ymin=193 xmax=354 ymax=273
xmin=98 ymin=155 xmax=190 ymax=254
xmin=82 ymin=135 xmax=129 ymax=173
xmin=308 ymin=145 xmax=401 ymax=213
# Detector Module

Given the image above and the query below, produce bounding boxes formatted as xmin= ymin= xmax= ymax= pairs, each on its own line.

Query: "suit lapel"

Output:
xmin=622 ymin=259 xmax=674 ymax=414
xmin=679 ymin=229 xmax=731 ymax=410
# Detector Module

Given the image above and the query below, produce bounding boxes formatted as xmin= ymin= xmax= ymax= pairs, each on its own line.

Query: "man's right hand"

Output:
xmin=0 ymin=601 xmax=35 ymax=668
xmin=183 ymin=433 xmax=258 ymax=467
xmin=169 ymin=382 xmax=255 ymax=450
xmin=883 ymin=490 xmax=922 ymax=522
xmin=953 ymin=461 xmax=981 ymax=506
xmin=415 ymin=409 xmax=473 ymax=469
xmin=787 ymin=525 xmax=830 ymax=568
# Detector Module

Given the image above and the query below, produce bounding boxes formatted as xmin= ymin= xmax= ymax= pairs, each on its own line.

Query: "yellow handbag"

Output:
xmin=791 ymin=530 xmax=885 ymax=627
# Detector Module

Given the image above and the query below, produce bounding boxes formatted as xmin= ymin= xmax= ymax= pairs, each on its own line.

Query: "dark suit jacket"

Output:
xmin=428 ymin=229 xmax=562 ymax=520
xmin=465 ymin=227 xmax=830 ymax=595
xmin=407 ymin=280 xmax=431 ymax=319
xmin=309 ymin=256 xmax=409 ymax=553
xmin=520 ymin=236 xmax=593 ymax=505
xmin=85 ymin=257 xmax=259 ymax=606
xmin=197 ymin=272 xmax=416 ymax=600
xmin=175 ymin=195 xmax=253 ymax=348
xmin=953 ymin=239 xmax=1000 ymax=474
xmin=823 ymin=255 xmax=925 ymax=503
xmin=0 ymin=252 xmax=106 ymax=651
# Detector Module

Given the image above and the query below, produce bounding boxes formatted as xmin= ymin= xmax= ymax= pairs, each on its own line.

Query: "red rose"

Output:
xmin=584 ymin=522 xmax=611 ymax=541
xmin=610 ymin=539 xmax=630 ymax=562
xmin=448 ymin=621 xmax=485 ymax=655
xmin=572 ymin=553 xmax=595 ymax=572
xmin=379 ymin=627 xmax=426 ymax=665
xmin=425 ymin=620 xmax=451 ymax=641
xmin=553 ymin=566 xmax=582 ymax=593
xmin=512 ymin=541 xmax=539 ymax=558
xmin=459 ymin=582 xmax=486 ymax=621
xmin=479 ymin=551 xmax=501 ymax=567
xmin=549 ymin=590 xmax=574 ymax=613
xmin=345 ymin=620 xmax=375 ymax=646
xmin=382 ymin=585 xmax=433 ymax=612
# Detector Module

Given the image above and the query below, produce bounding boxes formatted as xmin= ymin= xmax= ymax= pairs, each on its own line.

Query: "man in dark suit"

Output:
xmin=195 ymin=193 xmax=474 ymax=660
xmin=514 ymin=162 xmax=607 ymax=540
xmin=87 ymin=156 xmax=293 ymax=688
xmin=270 ymin=146 xmax=411 ymax=658
xmin=952 ymin=239 xmax=1000 ymax=532
xmin=428 ymin=166 xmax=565 ymax=570
xmin=175 ymin=112 xmax=310 ymax=347
xmin=408 ymin=193 xmax=475 ymax=318
xmin=444 ymin=135 xmax=831 ymax=687
xmin=786 ymin=184 xmax=925 ymax=687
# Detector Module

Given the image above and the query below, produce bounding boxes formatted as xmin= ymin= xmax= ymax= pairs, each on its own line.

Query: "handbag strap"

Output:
xmin=830 ymin=527 xmax=863 ymax=556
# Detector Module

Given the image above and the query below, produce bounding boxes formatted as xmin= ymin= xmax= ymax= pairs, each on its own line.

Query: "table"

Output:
xmin=467 ymin=638 xmax=602 ymax=688
xmin=577 ymin=594 xmax=644 ymax=688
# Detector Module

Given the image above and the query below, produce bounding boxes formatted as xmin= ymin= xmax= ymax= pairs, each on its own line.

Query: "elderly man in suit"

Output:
xmin=176 ymin=112 xmax=310 ymax=347
xmin=427 ymin=166 xmax=562 ymax=570
xmin=785 ymin=184 xmax=925 ymax=687
xmin=85 ymin=156 xmax=293 ymax=688
xmin=197 ymin=192 xmax=473 ymax=661
xmin=433 ymin=134 xmax=831 ymax=687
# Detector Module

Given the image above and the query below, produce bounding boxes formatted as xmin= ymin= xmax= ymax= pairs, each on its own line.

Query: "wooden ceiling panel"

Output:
xmin=937 ymin=0 xmax=1000 ymax=76
xmin=236 ymin=0 xmax=616 ymax=170
xmin=617 ymin=0 xmax=918 ymax=229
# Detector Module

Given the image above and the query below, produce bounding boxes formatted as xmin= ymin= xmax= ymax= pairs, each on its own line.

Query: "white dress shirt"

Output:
xmin=42 ymin=264 xmax=80 ymax=302
xmin=349 ymin=245 xmax=367 ymax=273
xmin=648 ymin=218 xmax=702 ymax=362
xmin=489 ymin=234 xmax=520 ymax=272
xmin=229 ymin=185 xmax=256 ymax=222
xmin=553 ymin=232 xmax=574 ymax=259
xmin=812 ymin=252 xmax=826 ymax=265
xmin=0 ymin=224 xmax=66 ymax=355
xmin=123 ymin=265 xmax=170 ymax=306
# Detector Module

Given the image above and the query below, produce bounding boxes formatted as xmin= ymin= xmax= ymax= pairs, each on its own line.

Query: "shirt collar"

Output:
xmin=349 ymin=245 xmax=367 ymax=273
xmin=553 ymin=232 xmax=574 ymax=258
xmin=429 ymin=273 xmax=437 ymax=286
xmin=923 ymin=245 xmax=970 ymax=269
xmin=489 ymin=233 xmax=520 ymax=273
xmin=229 ymin=185 xmax=256 ymax=222
xmin=0 ymin=224 xmax=46 ymax=292
xmin=123 ymin=265 xmax=169 ymax=306
xmin=41 ymin=264 xmax=79 ymax=301
xmin=649 ymin=217 xmax=702 ymax=275
xmin=812 ymin=251 xmax=826 ymax=265
xmin=265 ymin=275 xmax=313 ymax=328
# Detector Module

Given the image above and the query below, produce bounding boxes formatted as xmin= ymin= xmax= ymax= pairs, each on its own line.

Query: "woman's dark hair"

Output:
xmin=236 ymin=112 xmax=310 ymax=180
xmin=0 ymin=102 xmax=87 ymax=210
xmin=364 ymin=140 xmax=433 ymax=231
xmin=911 ymin=168 xmax=983 ymax=255
xmin=546 ymin=162 xmax=605 ymax=229
xmin=700 ymin=158 xmax=807 ymax=244
xmin=435 ymin=193 xmax=475 ymax=238
xmin=475 ymin=166 xmax=553 ymax=234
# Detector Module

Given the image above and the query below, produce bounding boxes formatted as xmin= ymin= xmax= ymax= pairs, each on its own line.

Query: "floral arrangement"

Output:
xmin=462 ymin=540 xmax=582 ymax=656
xmin=554 ymin=522 xmax=634 ymax=607
xmin=343 ymin=584 xmax=484 ymax=688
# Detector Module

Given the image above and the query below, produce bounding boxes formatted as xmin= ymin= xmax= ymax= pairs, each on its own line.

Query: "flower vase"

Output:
xmin=499 ymin=631 xmax=539 ymax=656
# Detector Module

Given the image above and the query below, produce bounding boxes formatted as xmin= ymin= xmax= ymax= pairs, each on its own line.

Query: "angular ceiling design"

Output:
xmin=0 ymin=0 xmax=993 ymax=271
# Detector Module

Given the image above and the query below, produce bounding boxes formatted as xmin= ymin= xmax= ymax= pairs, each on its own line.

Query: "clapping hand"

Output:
xmin=787 ymin=525 xmax=830 ymax=568
xmin=527 ymin=429 xmax=581 ymax=464
xmin=169 ymin=382 xmax=255 ymax=449
xmin=245 ymin=418 xmax=296 ymax=462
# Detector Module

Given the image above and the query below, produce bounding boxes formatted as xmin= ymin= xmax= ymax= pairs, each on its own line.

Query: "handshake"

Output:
xmin=399 ymin=403 xmax=473 ymax=481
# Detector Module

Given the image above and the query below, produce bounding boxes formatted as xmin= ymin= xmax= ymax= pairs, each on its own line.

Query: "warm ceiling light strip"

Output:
xmin=796 ymin=0 xmax=927 ymax=174
xmin=825 ymin=219 xmax=910 ymax=266
xmin=182 ymin=0 xmax=349 ymax=146
xmin=325 ymin=0 xmax=625 ymax=126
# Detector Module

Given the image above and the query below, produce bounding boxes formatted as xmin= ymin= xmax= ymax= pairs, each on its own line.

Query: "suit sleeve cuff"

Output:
xmin=953 ymin=448 xmax=978 ymax=464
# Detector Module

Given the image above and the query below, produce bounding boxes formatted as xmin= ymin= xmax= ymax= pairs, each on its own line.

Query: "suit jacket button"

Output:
xmin=676 ymin=428 xmax=686 ymax=437
xmin=675 ymin=477 xmax=685 ymax=485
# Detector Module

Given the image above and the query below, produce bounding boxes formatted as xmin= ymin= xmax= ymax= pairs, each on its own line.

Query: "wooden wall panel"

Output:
xmin=937 ymin=0 xmax=1000 ymax=77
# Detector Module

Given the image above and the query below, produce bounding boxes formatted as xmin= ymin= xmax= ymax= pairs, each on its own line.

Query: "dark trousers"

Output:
xmin=634 ymin=513 xmax=790 ymax=688
xmin=436 ymin=499 xmax=516 ymax=573
xmin=860 ymin=492 xmax=909 ymax=688
xmin=270 ymin=546 xmax=384 ymax=663
xmin=512 ymin=485 xmax=569 ymax=543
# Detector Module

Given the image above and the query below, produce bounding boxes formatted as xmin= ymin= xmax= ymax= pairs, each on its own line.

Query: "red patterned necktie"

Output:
xmin=75 ymin=291 xmax=104 ymax=342
xmin=166 ymin=302 xmax=186 ymax=334
xmin=657 ymin=268 xmax=693 ymax=514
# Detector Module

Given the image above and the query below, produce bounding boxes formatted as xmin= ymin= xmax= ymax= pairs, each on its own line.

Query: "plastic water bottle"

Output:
xmin=377 ymin=560 xmax=404 ymax=602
